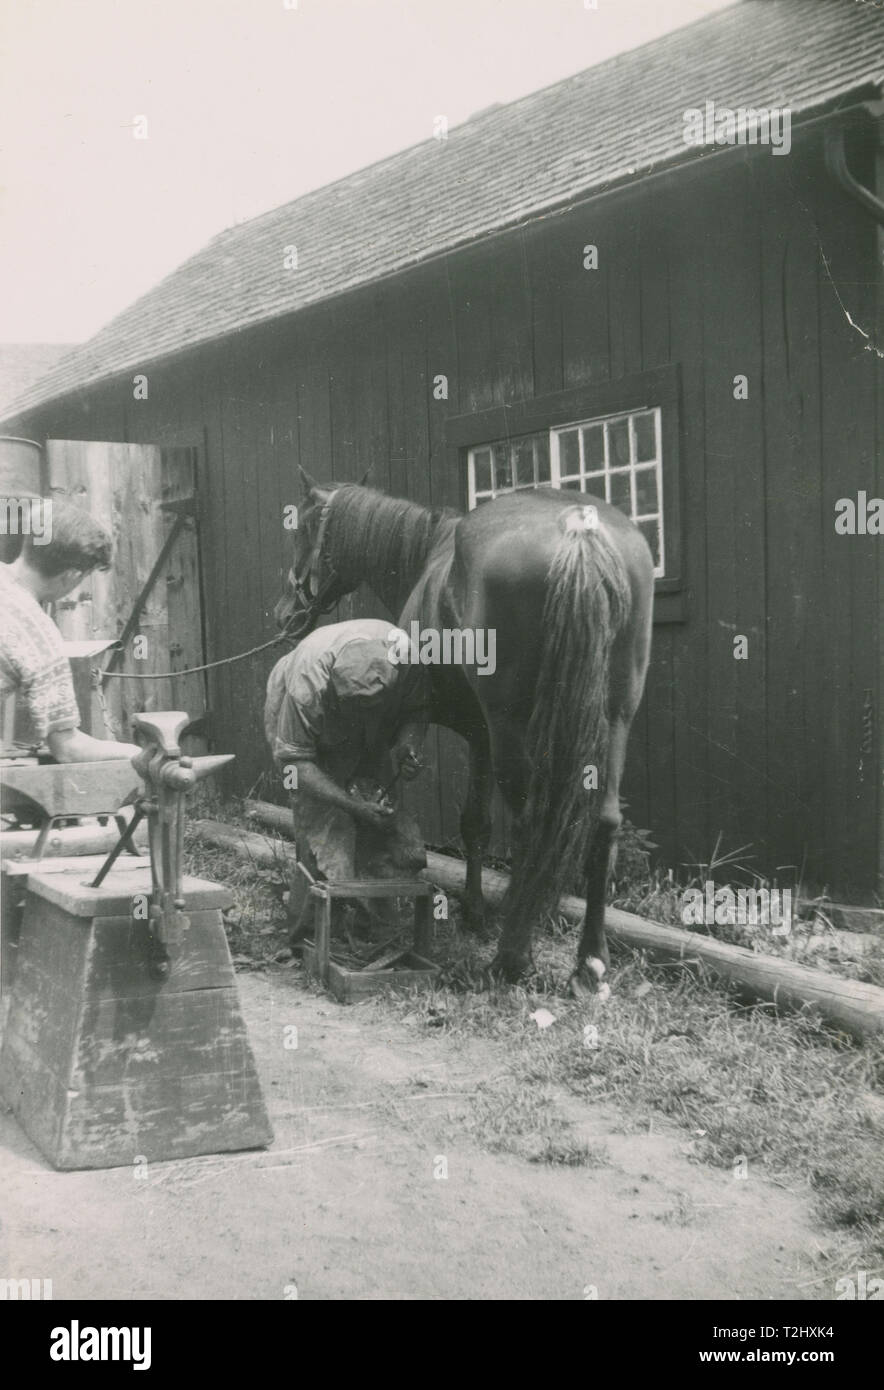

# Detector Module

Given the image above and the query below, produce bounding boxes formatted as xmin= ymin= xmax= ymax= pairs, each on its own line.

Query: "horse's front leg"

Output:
xmin=483 ymin=712 xmax=535 ymax=979
xmin=460 ymin=725 xmax=493 ymax=932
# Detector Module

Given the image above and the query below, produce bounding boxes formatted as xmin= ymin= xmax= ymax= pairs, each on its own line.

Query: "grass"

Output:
xmin=185 ymin=802 xmax=884 ymax=1278
xmin=610 ymin=821 xmax=884 ymax=988
xmin=385 ymin=933 xmax=884 ymax=1272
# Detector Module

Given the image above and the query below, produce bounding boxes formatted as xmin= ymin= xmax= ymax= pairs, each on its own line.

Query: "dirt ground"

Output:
xmin=0 ymin=965 xmax=847 ymax=1301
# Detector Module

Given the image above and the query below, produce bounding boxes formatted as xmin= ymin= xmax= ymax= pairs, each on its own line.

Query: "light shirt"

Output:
xmin=264 ymin=619 xmax=415 ymax=777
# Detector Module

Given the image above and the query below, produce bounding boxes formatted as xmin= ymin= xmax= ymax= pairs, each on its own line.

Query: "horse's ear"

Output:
xmin=357 ymin=466 xmax=372 ymax=487
xmin=298 ymin=466 xmax=320 ymax=497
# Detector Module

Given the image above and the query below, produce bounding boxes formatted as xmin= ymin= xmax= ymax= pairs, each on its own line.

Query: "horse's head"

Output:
xmin=274 ymin=467 xmax=347 ymax=634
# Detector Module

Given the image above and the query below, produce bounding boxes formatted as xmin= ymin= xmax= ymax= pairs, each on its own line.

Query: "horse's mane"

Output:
xmin=326 ymin=485 xmax=458 ymax=595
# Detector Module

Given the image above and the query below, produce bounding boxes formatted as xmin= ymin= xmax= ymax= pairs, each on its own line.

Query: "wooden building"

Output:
xmin=4 ymin=0 xmax=884 ymax=900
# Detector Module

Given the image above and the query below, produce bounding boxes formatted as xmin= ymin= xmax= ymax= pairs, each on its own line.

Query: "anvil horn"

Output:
xmin=189 ymin=754 xmax=235 ymax=782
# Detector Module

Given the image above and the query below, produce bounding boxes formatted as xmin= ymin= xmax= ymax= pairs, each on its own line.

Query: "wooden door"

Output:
xmin=44 ymin=441 xmax=207 ymax=746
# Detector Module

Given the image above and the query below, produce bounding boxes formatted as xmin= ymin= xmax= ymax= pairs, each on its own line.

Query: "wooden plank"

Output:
xmin=115 ymin=442 xmax=172 ymax=724
xmin=2 ymin=849 xmax=147 ymax=877
xmin=25 ymin=866 xmax=231 ymax=917
xmin=487 ymin=232 xmax=534 ymax=407
xmin=216 ymin=350 xmax=262 ymax=794
xmin=312 ymin=878 xmax=429 ymax=898
xmin=662 ymin=184 xmax=708 ymax=869
xmin=384 ymin=278 xmax=430 ymax=504
xmin=815 ymin=156 xmax=879 ymax=895
xmin=561 ymin=206 xmax=609 ymax=390
xmin=635 ymin=209 xmax=677 ymax=867
xmin=42 ymin=439 xmax=194 ymax=740
xmin=699 ymin=163 xmax=765 ymax=866
xmin=325 ymin=958 xmax=438 ymax=1003
xmin=759 ymin=148 xmax=825 ymax=894
xmin=159 ymin=447 xmax=207 ymax=753
xmin=606 ymin=210 xmax=649 ymax=828
xmin=527 ymin=216 xmax=565 ymax=400
xmin=447 ymin=246 xmax=496 ymax=417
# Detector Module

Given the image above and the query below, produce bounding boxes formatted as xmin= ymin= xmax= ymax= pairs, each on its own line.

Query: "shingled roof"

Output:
xmin=7 ymin=0 xmax=883 ymax=420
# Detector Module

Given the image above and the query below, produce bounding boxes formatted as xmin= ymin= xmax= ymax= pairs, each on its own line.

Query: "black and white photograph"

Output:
xmin=1 ymin=0 xmax=883 ymax=1330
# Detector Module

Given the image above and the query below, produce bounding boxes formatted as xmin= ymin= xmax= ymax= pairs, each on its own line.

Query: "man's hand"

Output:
xmin=351 ymin=798 xmax=396 ymax=831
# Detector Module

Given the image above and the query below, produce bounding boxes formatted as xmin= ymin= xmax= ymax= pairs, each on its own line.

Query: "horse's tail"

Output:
xmin=504 ymin=515 xmax=633 ymax=929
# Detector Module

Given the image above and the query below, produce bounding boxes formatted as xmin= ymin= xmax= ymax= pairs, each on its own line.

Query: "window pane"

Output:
xmin=493 ymin=443 xmax=512 ymax=491
xmin=637 ymin=518 xmax=662 ymax=571
xmin=609 ymin=469 xmax=632 ymax=512
xmin=513 ymin=437 xmax=535 ymax=487
xmin=469 ymin=406 xmax=666 ymax=566
xmin=472 ymin=448 xmax=492 ymax=494
xmin=582 ymin=424 xmax=604 ymax=470
xmin=609 ymin=417 xmax=630 ymax=468
xmin=634 ymin=411 xmax=657 ymax=463
xmin=634 ymin=466 xmax=658 ymax=515
xmin=535 ymin=434 xmax=550 ymax=482
xmin=559 ymin=429 xmax=580 ymax=474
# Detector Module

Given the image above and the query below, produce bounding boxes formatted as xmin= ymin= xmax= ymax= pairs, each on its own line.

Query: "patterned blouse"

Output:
xmin=0 ymin=565 xmax=80 ymax=748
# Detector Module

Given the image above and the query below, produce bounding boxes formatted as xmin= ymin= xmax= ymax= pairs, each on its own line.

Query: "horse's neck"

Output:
xmin=332 ymin=491 xmax=453 ymax=616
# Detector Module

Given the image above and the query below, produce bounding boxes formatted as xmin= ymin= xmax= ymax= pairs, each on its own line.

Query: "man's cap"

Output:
xmin=330 ymin=638 xmax=400 ymax=707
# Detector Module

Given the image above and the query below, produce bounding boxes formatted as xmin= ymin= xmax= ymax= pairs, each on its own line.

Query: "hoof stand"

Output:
xmin=0 ymin=865 xmax=273 ymax=1170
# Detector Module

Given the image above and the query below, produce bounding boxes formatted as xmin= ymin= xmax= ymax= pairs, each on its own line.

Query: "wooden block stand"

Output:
xmin=302 ymin=878 xmax=439 ymax=1003
xmin=0 ymin=864 xmax=273 ymax=1169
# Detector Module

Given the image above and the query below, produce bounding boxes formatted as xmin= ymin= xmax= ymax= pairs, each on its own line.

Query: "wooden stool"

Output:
xmin=302 ymin=878 xmax=438 ymax=1003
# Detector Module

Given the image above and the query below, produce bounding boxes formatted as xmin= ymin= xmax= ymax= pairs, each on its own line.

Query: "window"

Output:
xmin=467 ymin=406 xmax=665 ymax=577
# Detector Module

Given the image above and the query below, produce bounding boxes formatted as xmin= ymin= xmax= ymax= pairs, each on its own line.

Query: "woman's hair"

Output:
xmin=22 ymin=498 xmax=112 ymax=577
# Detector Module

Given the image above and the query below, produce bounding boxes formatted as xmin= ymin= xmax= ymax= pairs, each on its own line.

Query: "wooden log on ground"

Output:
xmin=1 ymin=821 xmax=147 ymax=861
xmin=194 ymin=816 xmax=884 ymax=1041
xmin=245 ymin=799 xmax=292 ymax=835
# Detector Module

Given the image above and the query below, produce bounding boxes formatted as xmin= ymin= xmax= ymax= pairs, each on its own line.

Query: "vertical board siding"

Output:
xmin=760 ymin=154 xmax=826 ymax=890
xmin=664 ymin=180 xmax=710 ymax=870
xmin=16 ymin=145 xmax=881 ymax=896
xmin=815 ymin=162 xmax=879 ymax=897
xmin=637 ymin=198 xmax=677 ymax=862
xmin=606 ymin=213 xmax=650 ymax=829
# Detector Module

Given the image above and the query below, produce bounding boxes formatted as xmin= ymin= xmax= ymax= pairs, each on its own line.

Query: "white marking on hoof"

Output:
xmin=570 ymin=958 xmax=611 ymax=1002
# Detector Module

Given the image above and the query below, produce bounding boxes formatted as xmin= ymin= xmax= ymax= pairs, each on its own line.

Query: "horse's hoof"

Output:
xmin=568 ymin=958 xmax=611 ymax=1002
xmin=486 ymin=951 xmax=532 ymax=984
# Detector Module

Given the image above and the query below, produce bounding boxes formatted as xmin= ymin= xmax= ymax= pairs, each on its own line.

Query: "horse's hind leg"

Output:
xmin=569 ymin=656 xmax=646 ymax=1000
xmin=461 ymin=726 xmax=493 ymax=932
xmin=567 ymin=719 xmax=627 ymax=1001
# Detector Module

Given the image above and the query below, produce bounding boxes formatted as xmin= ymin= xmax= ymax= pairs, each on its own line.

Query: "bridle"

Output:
xmin=283 ymin=490 xmax=341 ymax=638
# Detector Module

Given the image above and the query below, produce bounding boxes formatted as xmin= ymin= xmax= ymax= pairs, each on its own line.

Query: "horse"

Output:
xmin=274 ymin=469 xmax=654 ymax=996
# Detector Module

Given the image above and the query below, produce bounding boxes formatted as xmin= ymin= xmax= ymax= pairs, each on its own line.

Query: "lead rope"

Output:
xmin=93 ymin=628 xmax=299 ymax=684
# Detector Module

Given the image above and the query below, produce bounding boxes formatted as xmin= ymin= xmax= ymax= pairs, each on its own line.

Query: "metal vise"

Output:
xmin=91 ymin=712 xmax=233 ymax=979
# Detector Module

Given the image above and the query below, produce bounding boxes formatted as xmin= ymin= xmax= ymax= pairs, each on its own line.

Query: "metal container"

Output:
xmin=0 ymin=436 xmax=43 ymax=562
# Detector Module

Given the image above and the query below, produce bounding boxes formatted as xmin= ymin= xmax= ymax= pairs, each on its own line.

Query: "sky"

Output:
xmin=0 ymin=0 xmax=735 ymax=344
